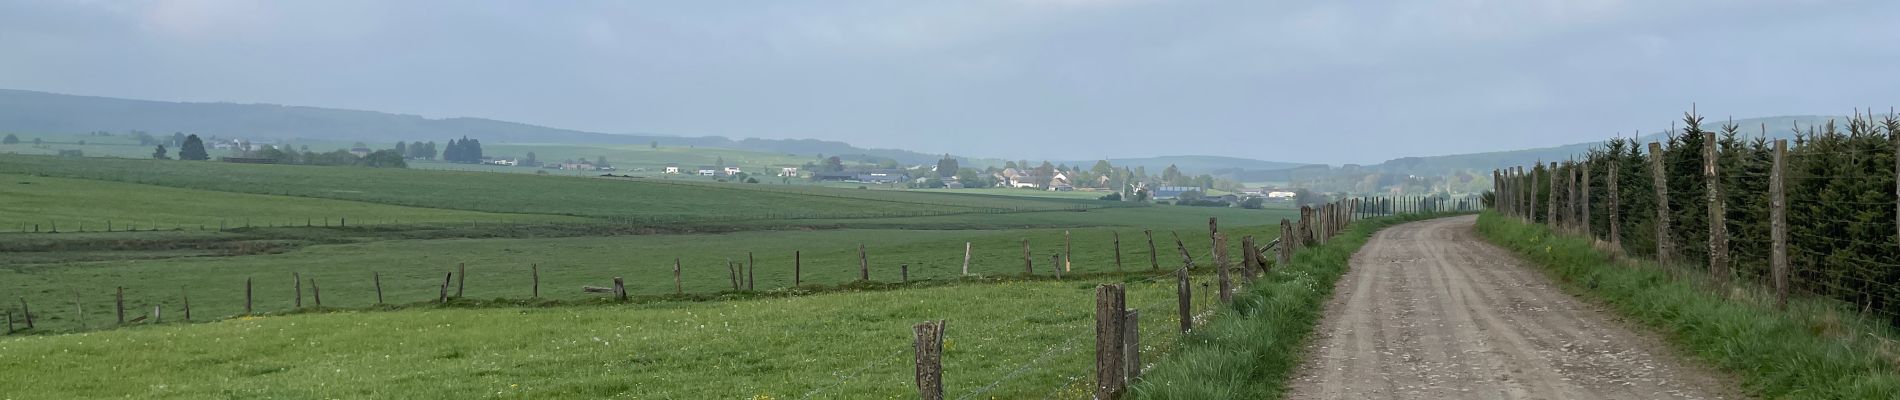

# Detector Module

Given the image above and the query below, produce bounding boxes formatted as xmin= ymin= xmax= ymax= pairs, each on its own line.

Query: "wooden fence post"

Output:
xmin=1771 ymin=139 xmax=1789 ymax=309
xmin=528 ymin=266 xmax=537 ymax=299
xmin=1609 ymin=165 xmax=1621 ymax=249
xmin=1123 ymin=309 xmax=1142 ymax=383
xmin=913 ymin=320 xmax=947 ymax=400
xmin=1546 ymin=162 xmax=1558 ymax=226
xmin=962 ymin=242 xmax=972 ymax=276
xmin=1144 ymin=230 xmax=1158 ymax=270
xmin=1214 ymin=233 xmax=1232 ymax=303
xmin=613 ymin=277 xmax=627 ymax=301
xmin=244 ymin=279 xmax=252 ymax=315
xmin=1705 ymin=132 xmax=1729 ymax=285
xmin=294 ymin=272 xmax=303 ymax=309
xmin=1051 ymin=255 xmax=1062 ymax=280
xmin=1239 ymin=235 xmax=1257 ymax=283
xmin=795 ymin=251 xmax=802 ymax=286
xmin=182 ymin=287 xmax=191 ymax=321
xmin=859 ymin=244 xmax=870 ymax=281
xmin=1521 ymin=166 xmax=1533 ymax=222
xmin=674 ymin=259 xmax=683 ymax=295
xmin=71 ymin=289 xmax=84 ymax=329
xmin=1022 ymin=239 xmax=1033 ymax=275
xmin=311 ymin=278 xmax=322 ymax=307
xmin=1065 ymin=230 xmax=1073 ymax=272
xmin=1278 ymin=219 xmax=1293 ymax=269
xmin=747 ymin=252 xmax=756 ymax=291
xmin=1176 ymin=268 xmax=1191 ymax=334
xmin=1581 ymin=161 xmax=1592 ymax=237
xmin=153 ymin=305 xmax=160 ymax=324
xmin=1113 ymin=232 xmax=1123 ymax=272
xmin=439 ymin=273 xmax=451 ymax=303
xmin=1649 ymin=142 xmax=1674 ymax=262
xmin=17 ymin=298 xmax=30 ymax=329
xmin=1171 ymin=231 xmax=1194 ymax=269
xmin=376 ymin=272 xmax=386 ymax=304
xmin=1094 ymin=284 xmax=1127 ymax=400
xmin=117 ymin=286 xmax=126 ymax=324
xmin=727 ymin=259 xmax=739 ymax=290
xmin=457 ymin=263 xmax=466 ymax=298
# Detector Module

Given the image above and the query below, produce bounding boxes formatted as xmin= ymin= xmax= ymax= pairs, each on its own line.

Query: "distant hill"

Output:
xmin=1053 ymin=155 xmax=1313 ymax=175
xmin=0 ymin=89 xmax=947 ymax=164
xmin=1367 ymin=115 xmax=1844 ymax=176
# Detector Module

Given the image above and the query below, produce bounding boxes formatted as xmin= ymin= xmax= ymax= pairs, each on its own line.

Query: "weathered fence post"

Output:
xmin=1214 ymin=233 xmax=1232 ymax=303
xmin=71 ymin=290 xmax=85 ymax=329
xmin=613 ymin=277 xmax=627 ymax=301
xmin=1022 ymin=239 xmax=1033 ymax=275
xmin=1051 ymin=255 xmax=1062 ymax=280
xmin=244 ymin=279 xmax=252 ymax=315
xmin=1278 ymin=219 xmax=1293 ymax=269
xmin=1771 ymin=139 xmax=1789 ymax=309
xmin=1581 ymin=161 xmax=1592 ymax=237
xmin=439 ymin=273 xmax=451 ymax=303
xmin=17 ymin=298 xmax=30 ymax=329
xmin=913 ymin=319 xmax=947 ymax=400
xmin=727 ymin=259 xmax=738 ymax=290
xmin=1144 ymin=230 xmax=1158 ymax=270
xmin=528 ymin=266 xmax=537 ymax=299
xmin=1095 ymin=284 xmax=1127 ymax=399
xmin=1239 ymin=235 xmax=1257 ymax=283
xmin=182 ymin=287 xmax=191 ymax=321
xmin=294 ymin=272 xmax=303 ymax=309
xmin=1609 ymin=164 xmax=1621 ymax=249
xmin=1113 ymin=232 xmax=1123 ymax=272
xmin=311 ymin=278 xmax=322 ymax=307
xmin=1176 ymin=268 xmax=1191 ymax=334
xmin=962 ymin=242 xmax=972 ymax=276
xmin=376 ymin=272 xmax=386 ymax=304
xmin=153 ymin=305 xmax=160 ymax=324
xmin=859 ymin=244 xmax=870 ymax=281
xmin=1064 ymin=230 xmax=1073 ymax=272
xmin=747 ymin=252 xmax=756 ymax=291
xmin=674 ymin=259 xmax=683 ymax=295
xmin=1123 ymin=309 xmax=1142 ymax=383
xmin=1546 ymin=162 xmax=1558 ymax=226
xmin=903 ymin=263 xmax=911 ymax=282
xmin=1649 ymin=142 xmax=1675 ymax=262
xmin=795 ymin=251 xmax=802 ymax=286
xmin=457 ymin=263 xmax=466 ymax=298
xmin=1705 ymin=132 xmax=1729 ymax=285
xmin=1171 ymin=231 xmax=1194 ymax=269
xmin=117 ymin=286 xmax=126 ymax=324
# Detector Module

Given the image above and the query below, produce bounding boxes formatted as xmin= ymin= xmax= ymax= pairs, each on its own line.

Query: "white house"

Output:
xmin=663 ymin=164 xmax=681 ymax=174
xmin=779 ymin=167 xmax=800 ymax=177
xmin=697 ymin=167 xmax=719 ymax=176
xmin=723 ymin=166 xmax=743 ymax=175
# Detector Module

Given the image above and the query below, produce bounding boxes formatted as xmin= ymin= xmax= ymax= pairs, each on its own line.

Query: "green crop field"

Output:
xmin=0 ymin=154 xmax=1118 ymax=223
xmin=0 ymin=174 xmax=578 ymax=231
xmin=0 ymin=277 xmax=1220 ymax=399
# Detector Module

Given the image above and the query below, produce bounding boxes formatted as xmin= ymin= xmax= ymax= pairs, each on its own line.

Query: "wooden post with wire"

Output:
xmin=1113 ymin=232 xmax=1123 ymax=272
xmin=1705 ymin=132 xmax=1729 ymax=285
xmin=1650 ymin=142 xmax=1674 ymax=262
xmin=1094 ymin=284 xmax=1127 ymax=399
xmin=1022 ymin=239 xmax=1033 ymax=275
xmin=913 ymin=319 xmax=946 ymax=400
xmin=962 ymin=242 xmax=972 ymax=276
xmin=859 ymin=244 xmax=870 ymax=281
xmin=1176 ymin=268 xmax=1191 ymax=334
xmin=1772 ymin=139 xmax=1790 ymax=308
xmin=294 ymin=272 xmax=303 ymax=309
xmin=1214 ymin=233 xmax=1232 ymax=303
xmin=674 ymin=258 xmax=683 ymax=295
xmin=1144 ymin=230 xmax=1158 ymax=270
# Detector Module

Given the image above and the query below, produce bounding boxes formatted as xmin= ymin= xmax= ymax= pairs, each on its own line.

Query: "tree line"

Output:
xmin=1517 ymin=110 xmax=1900 ymax=325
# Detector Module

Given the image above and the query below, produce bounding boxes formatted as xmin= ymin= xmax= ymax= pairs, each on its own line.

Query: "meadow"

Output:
xmin=0 ymin=278 xmax=1212 ymax=399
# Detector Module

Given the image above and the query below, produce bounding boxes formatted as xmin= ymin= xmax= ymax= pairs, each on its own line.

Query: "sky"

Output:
xmin=2 ymin=0 xmax=1897 ymax=164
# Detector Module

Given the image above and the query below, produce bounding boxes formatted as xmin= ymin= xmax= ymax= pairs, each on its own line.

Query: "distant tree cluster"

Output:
xmin=443 ymin=137 xmax=483 ymax=163
xmin=396 ymin=141 xmax=438 ymax=160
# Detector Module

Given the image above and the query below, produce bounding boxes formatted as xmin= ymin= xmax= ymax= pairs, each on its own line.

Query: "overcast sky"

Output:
xmin=2 ymin=0 xmax=1896 ymax=164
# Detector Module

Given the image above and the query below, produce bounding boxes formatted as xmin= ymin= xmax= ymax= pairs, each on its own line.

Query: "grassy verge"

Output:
xmin=1474 ymin=211 xmax=1900 ymax=399
xmin=1129 ymin=212 xmax=1450 ymax=399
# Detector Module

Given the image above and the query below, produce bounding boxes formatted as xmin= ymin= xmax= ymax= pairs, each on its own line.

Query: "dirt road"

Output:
xmin=1286 ymin=215 xmax=1739 ymax=400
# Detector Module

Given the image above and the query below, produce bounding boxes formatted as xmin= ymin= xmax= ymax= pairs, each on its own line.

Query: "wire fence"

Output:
xmin=1494 ymin=110 xmax=1900 ymax=326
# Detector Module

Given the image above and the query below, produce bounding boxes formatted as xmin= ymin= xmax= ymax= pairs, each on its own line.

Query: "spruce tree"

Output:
xmin=179 ymin=134 xmax=209 ymax=161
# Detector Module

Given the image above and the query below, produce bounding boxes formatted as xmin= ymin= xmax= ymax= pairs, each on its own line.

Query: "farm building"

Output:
xmin=1151 ymin=186 xmax=1202 ymax=200
xmin=663 ymin=164 xmax=680 ymax=174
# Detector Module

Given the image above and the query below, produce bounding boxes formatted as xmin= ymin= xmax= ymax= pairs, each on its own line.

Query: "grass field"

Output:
xmin=0 ymin=154 xmax=1114 ymax=223
xmin=0 ymin=273 xmax=1226 ymax=399
xmin=0 ymin=174 xmax=578 ymax=231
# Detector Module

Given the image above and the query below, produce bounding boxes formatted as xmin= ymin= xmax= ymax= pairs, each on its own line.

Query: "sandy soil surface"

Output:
xmin=1286 ymin=215 xmax=1742 ymax=400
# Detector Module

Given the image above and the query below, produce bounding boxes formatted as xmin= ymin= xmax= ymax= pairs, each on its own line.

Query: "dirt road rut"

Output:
xmin=1286 ymin=215 xmax=1738 ymax=400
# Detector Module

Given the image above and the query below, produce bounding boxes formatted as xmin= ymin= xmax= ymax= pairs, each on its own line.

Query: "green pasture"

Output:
xmin=0 ymin=174 xmax=578 ymax=231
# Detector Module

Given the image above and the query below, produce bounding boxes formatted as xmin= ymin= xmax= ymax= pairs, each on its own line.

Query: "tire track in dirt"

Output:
xmin=1288 ymin=215 xmax=1741 ymax=400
